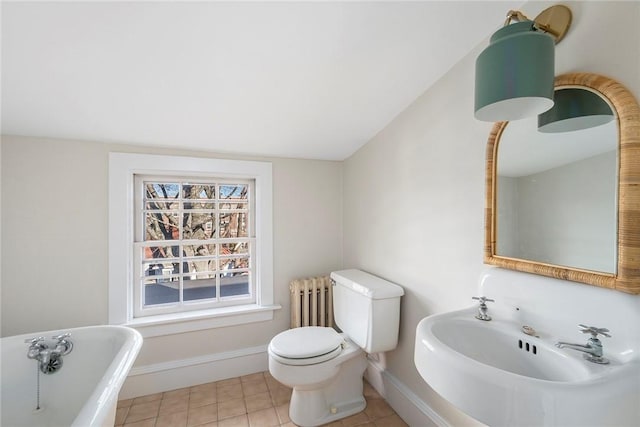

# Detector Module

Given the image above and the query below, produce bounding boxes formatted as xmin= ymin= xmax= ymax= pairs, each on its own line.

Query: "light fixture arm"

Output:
xmin=502 ymin=5 xmax=572 ymax=44
xmin=534 ymin=22 xmax=561 ymax=39
xmin=503 ymin=10 xmax=530 ymax=26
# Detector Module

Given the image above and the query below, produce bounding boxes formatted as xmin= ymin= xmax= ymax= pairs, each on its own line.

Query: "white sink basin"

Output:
xmin=429 ymin=313 xmax=590 ymax=382
xmin=415 ymin=306 xmax=640 ymax=426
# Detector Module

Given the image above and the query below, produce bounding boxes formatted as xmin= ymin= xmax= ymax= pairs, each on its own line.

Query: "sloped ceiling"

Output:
xmin=1 ymin=1 xmax=522 ymax=160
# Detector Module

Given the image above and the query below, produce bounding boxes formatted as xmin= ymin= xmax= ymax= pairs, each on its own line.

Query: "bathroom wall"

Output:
xmin=0 ymin=136 xmax=343 ymax=378
xmin=343 ymin=1 xmax=640 ymax=425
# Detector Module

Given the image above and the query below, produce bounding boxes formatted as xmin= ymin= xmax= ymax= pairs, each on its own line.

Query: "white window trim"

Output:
xmin=109 ymin=153 xmax=279 ymax=337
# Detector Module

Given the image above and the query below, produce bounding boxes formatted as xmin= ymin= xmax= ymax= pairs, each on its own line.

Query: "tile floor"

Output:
xmin=116 ymin=371 xmax=408 ymax=427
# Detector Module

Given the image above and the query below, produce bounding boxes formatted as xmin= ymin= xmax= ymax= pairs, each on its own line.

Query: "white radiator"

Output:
xmin=289 ymin=276 xmax=334 ymax=328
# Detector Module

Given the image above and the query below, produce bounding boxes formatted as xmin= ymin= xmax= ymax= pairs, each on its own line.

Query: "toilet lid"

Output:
xmin=269 ymin=326 xmax=343 ymax=359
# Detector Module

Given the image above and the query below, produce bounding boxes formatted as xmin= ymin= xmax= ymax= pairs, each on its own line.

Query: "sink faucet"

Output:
xmin=472 ymin=296 xmax=494 ymax=321
xmin=556 ymin=324 xmax=611 ymax=364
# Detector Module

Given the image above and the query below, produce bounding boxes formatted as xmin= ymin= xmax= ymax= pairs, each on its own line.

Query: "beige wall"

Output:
xmin=343 ymin=1 xmax=640 ymax=424
xmin=0 ymin=135 xmax=343 ymax=367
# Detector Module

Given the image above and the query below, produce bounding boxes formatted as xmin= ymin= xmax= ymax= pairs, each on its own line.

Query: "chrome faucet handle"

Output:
xmin=578 ymin=324 xmax=611 ymax=339
xmin=472 ymin=296 xmax=495 ymax=304
xmin=52 ymin=333 xmax=73 ymax=355
xmin=24 ymin=336 xmax=46 ymax=345
xmin=52 ymin=333 xmax=71 ymax=341
xmin=25 ymin=337 xmax=47 ymax=359
xmin=472 ymin=296 xmax=494 ymax=321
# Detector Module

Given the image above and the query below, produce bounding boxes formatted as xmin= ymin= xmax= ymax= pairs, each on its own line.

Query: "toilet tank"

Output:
xmin=330 ymin=269 xmax=404 ymax=353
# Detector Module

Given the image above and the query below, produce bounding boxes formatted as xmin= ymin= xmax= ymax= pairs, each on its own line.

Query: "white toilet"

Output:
xmin=268 ymin=269 xmax=404 ymax=426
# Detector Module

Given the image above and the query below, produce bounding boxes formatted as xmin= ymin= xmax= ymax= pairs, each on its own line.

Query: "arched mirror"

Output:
xmin=485 ymin=73 xmax=640 ymax=294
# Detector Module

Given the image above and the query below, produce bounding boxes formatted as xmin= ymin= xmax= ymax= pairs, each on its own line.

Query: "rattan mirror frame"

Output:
xmin=485 ymin=73 xmax=640 ymax=294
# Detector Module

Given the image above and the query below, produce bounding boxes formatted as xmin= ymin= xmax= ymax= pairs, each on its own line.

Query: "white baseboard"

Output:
xmin=365 ymin=357 xmax=450 ymax=427
xmin=119 ymin=345 xmax=268 ymax=399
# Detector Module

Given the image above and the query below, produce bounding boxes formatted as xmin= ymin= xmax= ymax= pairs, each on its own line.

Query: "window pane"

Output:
xmin=219 ymin=212 xmax=248 ymax=238
xmin=220 ymin=257 xmax=249 ymax=271
xmin=220 ymin=272 xmax=250 ymax=298
xmin=143 ymin=260 xmax=179 ymax=308
xmin=220 ymin=184 xmax=248 ymax=200
xmin=220 ymin=242 xmax=249 ymax=255
xmin=144 ymin=279 xmax=180 ymax=306
xmin=145 ymin=183 xmax=180 ymax=210
xmin=183 ymin=244 xmax=216 ymax=258
xmin=145 ymin=212 xmax=180 ymax=240
xmin=145 ymin=201 xmax=179 ymax=210
xmin=184 ymin=201 xmax=214 ymax=209
xmin=183 ymin=213 xmax=215 ymax=239
xmin=183 ymin=184 xmax=216 ymax=199
xmin=144 ymin=245 xmax=179 ymax=260
xmin=220 ymin=202 xmax=248 ymax=210
xmin=185 ymin=259 xmax=217 ymax=277
xmin=184 ymin=277 xmax=217 ymax=301
xmin=144 ymin=262 xmax=180 ymax=282
xmin=146 ymin=183 xmax=180 ymax=199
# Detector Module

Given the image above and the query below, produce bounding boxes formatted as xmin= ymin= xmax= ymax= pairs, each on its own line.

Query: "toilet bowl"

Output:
xmin=268 ymin=327 xmax=367 ymax=426
xmin=268 ymin=269 xmax=404 ymax=427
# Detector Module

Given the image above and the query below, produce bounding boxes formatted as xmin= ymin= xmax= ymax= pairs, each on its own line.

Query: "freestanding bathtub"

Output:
xmin=1 ymin=325 xmax=142 ymax=427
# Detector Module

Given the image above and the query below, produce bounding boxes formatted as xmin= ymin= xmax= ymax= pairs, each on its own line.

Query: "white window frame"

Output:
xmin=109 ymin=153 xmax=278 ymax=337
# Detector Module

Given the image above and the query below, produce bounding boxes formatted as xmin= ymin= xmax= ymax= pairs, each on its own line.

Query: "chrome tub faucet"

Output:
xmin=25 ymin=333 xmax=74 ymax=374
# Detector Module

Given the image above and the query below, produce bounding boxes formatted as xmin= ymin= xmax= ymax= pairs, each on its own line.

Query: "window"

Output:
xmin=109 ymin=153 xmax=276 ymax=336
xmin=134 ymin=178 xmax=255 ymax=317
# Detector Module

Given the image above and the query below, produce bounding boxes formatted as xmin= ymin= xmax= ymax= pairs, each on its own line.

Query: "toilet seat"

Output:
xmin=269 ymin=327 xmax=344 ymax=366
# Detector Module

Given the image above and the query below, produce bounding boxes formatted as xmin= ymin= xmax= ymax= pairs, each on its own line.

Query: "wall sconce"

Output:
xmin=538 ymin=88 xmax=614 ymax=132
xmin=474 ymin=5 xmax=572 ymax=122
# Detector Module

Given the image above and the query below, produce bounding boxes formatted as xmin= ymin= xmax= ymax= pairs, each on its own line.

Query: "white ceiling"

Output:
xmin=1 ymin=1 xmax=522 ymax=161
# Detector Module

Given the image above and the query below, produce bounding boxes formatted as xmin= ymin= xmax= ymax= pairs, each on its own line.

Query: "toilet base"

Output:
xmin=290 ymin=392 xmax=365 ymax=427
xmin=288 ymin=350 xmax=368 ymax=427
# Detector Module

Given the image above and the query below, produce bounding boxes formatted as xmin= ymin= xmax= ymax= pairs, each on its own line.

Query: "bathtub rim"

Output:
xmin=2 ymin=324 xmax=143 ymax=427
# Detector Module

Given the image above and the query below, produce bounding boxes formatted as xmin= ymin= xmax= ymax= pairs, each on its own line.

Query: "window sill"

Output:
xmin=124 ymin=304 xmax=281 ymax=338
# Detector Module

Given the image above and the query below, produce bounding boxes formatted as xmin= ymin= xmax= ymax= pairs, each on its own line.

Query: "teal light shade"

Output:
xmin=538 ymin=88 xmax=614 ymax=132
xmin=475 ymin=21 xmax=555 ymax=122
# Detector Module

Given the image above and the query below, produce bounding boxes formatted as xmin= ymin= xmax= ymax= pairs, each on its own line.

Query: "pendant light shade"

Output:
xmin=475 ymin=21 xmax=555 ymax=122
xmin=538 ymin=88 xmax=614 ymax=133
